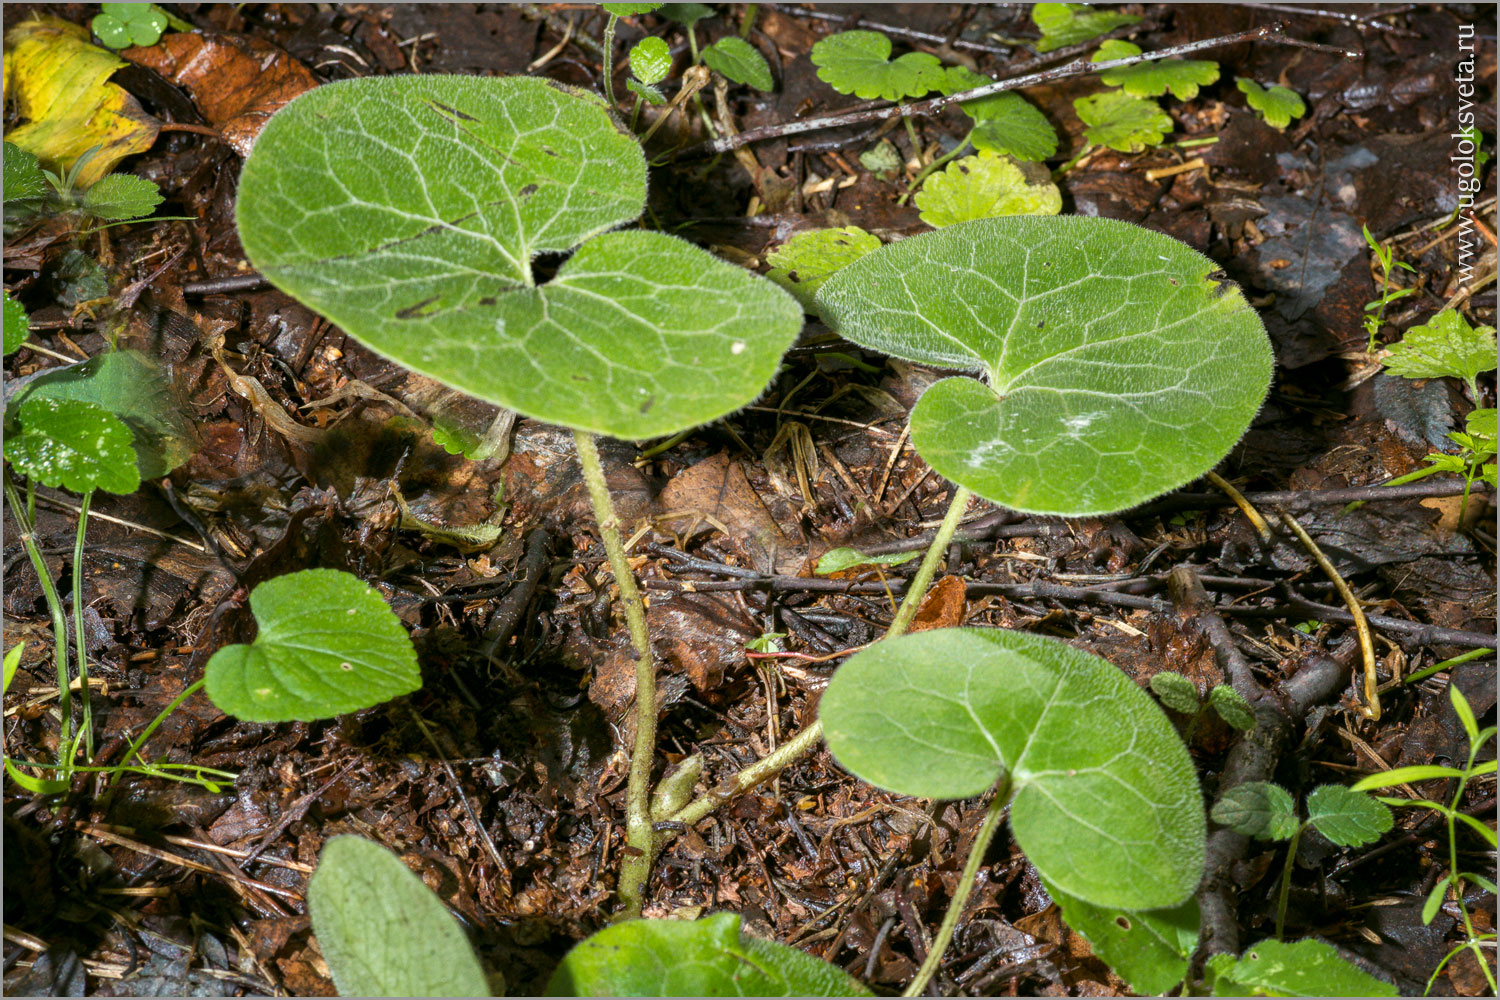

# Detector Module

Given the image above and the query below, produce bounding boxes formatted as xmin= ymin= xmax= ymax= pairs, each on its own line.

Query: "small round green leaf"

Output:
xmin=914 ymin=151 xmax=1061 ymax=228
xmin=5 ymin=397 xmax=140 ymax=495
xmin=702 ymin=36 xmax=773 ymax=92
xmin=1305 ymin=784 xmax=1393 ymax=848
xmin=1075 ymin=89 xmax=1173 ymax=152
xmin=548 ymin=913 xmax=871 ymax=996
xmin=1208 ymin=684 xmax=1256 ymax=731
xmin=1210 ymin=781 xmax=1299 ymax=841
xmin=765 ymin=226 xmax=881 ymax=311
xmin=629 ymin=36 xmax=672 ymax=85
xmin=1236 ymin=78 xmax=1306 ymax=130
xmin=309 ymin=836 xmax=491 ymax=998
xmin=820 ymin=628 xmax=1205 ymax=909
xmin=940 ymin=68 xmax=1058 ymax=162
xmin=1206 ymin=938 xmax=1398 ymax=997
xmin=1045 ymin=878 xmax=1199 ymax=996
xmin=1150 ymin=671 xmax=1202 ymax=715
xmin=810 ymin=30 xmax=945 ymax=101
xmin=814 ymin=216 xmax=1274 ymax=517
xmin=205 ymin=568 xmax=420 ymax=722
xmin=91 ymin=12 xmax=132 ymax=48
xmin=1094 ymin=40 xmax=1220 ymax=101
xmin=4 ymin=290 xmax=29 ymax=356
xmin=1383 ymin=309 xmax=1497 ymax=387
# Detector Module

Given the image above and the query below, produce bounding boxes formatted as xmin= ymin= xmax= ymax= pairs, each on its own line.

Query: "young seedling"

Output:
xmin=1032 ymin=2 xmax=1141 ymax=53
xmin=1361 ymin=224 xmax=1419 ymax=351
xmin=236 ymin=74 xmax=803 ymax=917
xmin=90 ymin=2 xmax=186 ymax=50
xmin=1352 ymin=685 xmax=1498 ymax=994
xmin=1073 ymin=88 xmax=1173 ymax=154
xmin=1237 ymin=77 xmax=1308 ymax=130
xmin=810 ymin=30 xmax=944 ymax=154
xmin=599 ymin=3 xmax=663 ymax=108
xmin=1211 ymin=780 xmax=1393 ymax=938
xmin=1149 ymin=669 xmax=1257 ymax=740
xmin=3 ymin=140 xmax=165 ymax=225
xmin=1382 ymin=308 xmax=1497 ymax=402
xmin=912 ymin=150 xmax=1061 ymax=227
xmin=700 ymin=35 xmax=773 ymax=92
xmin=625 ymin=35 xmax=671 ymax=127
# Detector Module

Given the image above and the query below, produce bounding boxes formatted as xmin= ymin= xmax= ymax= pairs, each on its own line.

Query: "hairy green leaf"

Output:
xmin=815 ymin=546 xmax=919 ymax=575
xmin=1383 ymin=309 xmax=1498 ymax=390
xmin=4 ymin=141 xmax=49 ymax=204
xmin=205 ymin=568 xmax=420 ymax=722
xmin=766 ymin=226 xmax=881 ymax=311
xmin=602 ymin=3 xmax=663 ymax=16
xmin=80 ymin=171 xmax=163 ymax=220
xmin=940 ymin=68 xmax=1058 ymax=162
xmin=1205 ymin=938 xmax=1398 ymax=997
xmin=4 ymin=290 xmax=28 ymax=356
xmin=810 ymin=30 xmax=945 ymax=101
xmin=820 ymin=628 xmax=1205 ymax=909
xmin=309 ymin=836 xmax=491 ymax=998
xmin=702 ymin=36 xmax=773 ymax=91
xmin=1305 ymin=785 xmax=1393 ymax=847
xmin=1211 ymin=781 xmax=1299 ymax=841
xmin=1033 ymin=2 xmax=1141 ymax=53
xmin=1209 ymin=684 xmax=1256 ymax=731
xmin=1236 ymin=78 xmax=1306 ymax=129
xmin=1094 ymin=39 xmax=1219 ymax=100
xmin=548 ymin=913 xmax=872 ymax=996
xmin=5 ymin=396 xmax=140 ymax=494
xmin=914 ymin=151 xmax=1061 ymax=228
xmin=237 ymin=76 xmax=801 ymax=440
xmin=1149 ymin=671 xmax=1202 ymax=715
xmin=1075 ymin=89 xmax=1172 ymax=152
xmin=1047 ymin=879 xmax=1199 ymax=995
xmin=629 ymin=36 xmax=672 ymax=85
xmin=627 ymin=79 xmax=667 ymax=105
xmin=814 ymin=216 xmax=1273 ymax=516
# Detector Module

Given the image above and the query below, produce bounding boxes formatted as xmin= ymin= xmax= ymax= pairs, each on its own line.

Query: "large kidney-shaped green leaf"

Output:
xmin=237 ymin=75 xmax=802 ymax=439
xmin=205 ymin=568 xmax=420 ymax=722
xmin=309 ymin=836 xmax=491 ymax=998
xmin=815 ymin=216 xmax=1272 ymax=516
xmin=548 ymin=913 xmax=871 ymax=997
xmin=819 ymin=628 xmax=1205 ymax=909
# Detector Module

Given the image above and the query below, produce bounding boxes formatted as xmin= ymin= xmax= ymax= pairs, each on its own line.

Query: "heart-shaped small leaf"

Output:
xmin=1093 ymin=40 xmax=1220 ymax=100
xmin=820 ymin=628 xmax=1205 ymax=909
xmin=766 ymin=226 xmax=881 ymax=311
xmin=5 ymin=396 xmax=140 ymax=495
xmin=702 ymin=36 xmax=773 ymax=92
xmin=205 ymin=568 xmax=420 ymax=722
xmin=548 ymin=913 xmax=871 ymax=997
xmin=237 ymin=75 xmax=801 ymax=439
xmin=1045 ymin=879 xmax=1199 ymax=995
xmin=940 ymin=68 xmax=1058 ymax=162
xmin=1149 ymin=671 xmax=1202 ymax=715
xmin=1236 ymin=78 xmax=1306 ymax=130
xmin=1075 ymin=89 xmax=1172 ymax=151
xmin=914 ymin=151 xmax=1061 ymax=228
xmin=1304 ymin=784 xmax=1393 ymax=847
xmin=1205 ymin=938 xmax=1398 ymax=997
xmin=814 ymin=216 xmax=1274 ymax=516
xmin=1208 ymin=684 xmax=1256 ymax=731
xmin=810 ymin=30 xmax=945 ymax=101
xmin=309 ymin=836 xmax=491 ymax=998
xmin=629 ymin=36 xmax=672 ymax=85
xmin=1211 ymin=781 xmax=1299 ymax=841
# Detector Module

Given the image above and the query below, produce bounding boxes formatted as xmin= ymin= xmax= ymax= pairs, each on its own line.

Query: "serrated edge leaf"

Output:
xmin=702 ymin=35 xmax=773 ymax=91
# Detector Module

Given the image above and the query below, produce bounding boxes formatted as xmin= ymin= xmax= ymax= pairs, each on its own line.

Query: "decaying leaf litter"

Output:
xmin=2 ymin=2 xmax=1495 ymax=996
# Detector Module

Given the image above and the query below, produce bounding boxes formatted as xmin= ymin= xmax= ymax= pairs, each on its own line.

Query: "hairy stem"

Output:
xmin=575 ymin=430 xmax=657 ymax=919
xmin=71 ymin=490 xmax=94 ymax=763
xmin=904 ymin=778 xmax=1012 ymax=997
xmin=601 ymin=13 xmax=620 ymax=108
xmin=887 ymin=486 xmax=971 ymax=639
xmin=5 ymin=477 xmax=73 ymax=762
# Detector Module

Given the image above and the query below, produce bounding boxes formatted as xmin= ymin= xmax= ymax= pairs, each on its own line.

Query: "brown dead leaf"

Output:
xmin=123 ymin=31 xmax=318 ymax=157
xmin=658 ymin=451 xmax=798 ymax=574
xmin=909 ymin=574 xmax=967 ymax=632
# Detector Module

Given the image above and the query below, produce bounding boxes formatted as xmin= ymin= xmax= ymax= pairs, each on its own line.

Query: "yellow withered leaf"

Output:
xmin=3 ymin=16 xmax=160 ymax=187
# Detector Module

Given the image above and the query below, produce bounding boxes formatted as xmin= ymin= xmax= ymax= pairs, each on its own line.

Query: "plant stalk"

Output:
xmin=887 ymin=486 xmax=970 ymax=639
xmin=118 ymin=677 xmax=206 ymax=774
xmin=574 ymin=430 xmax=657 ymax=919
xmin=903 ymin=777 xmax=1012 ymax=997
xmin=71 ymin=489 xmax=95 ymax=763
xmin=5 ymin=476 xmax=74 ymax=762
xmin=1274 ymin=822 xmax=1303 ymax=939
xmin=601 ymin=13 xmax=620 ymax=108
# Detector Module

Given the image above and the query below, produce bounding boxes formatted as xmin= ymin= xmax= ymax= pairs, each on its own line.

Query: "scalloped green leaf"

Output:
xmin=4 ymin=396 xmax=140 ymax=495
xmin=820 ymin=628 xmax=1205 ymax=909
xmin=629 ymin=36 xmax=671 ymax=86
xmin=4 ymin=141 xmax=49 ymax=204
xmin=81 ymin=171 xmax=162 ymax=220
xmin=1236 ymin=78 xmax=1306 ymax=130
xmin=4 ymin=290 xmax=28 ymax=356
xmin=1209 ymin=684 xmax=1256 ymax=731
xmin=766 ymin=226 xmax=880 ymax=311
xmin=1211 ymin=781 xmax=1299 ymax=841
xmin=1150 ymin=671 xmax=1202 ymax=715
xmin=1205 ymin=938 xmax=1398 ymax=997
xmin=702 ymin=36 xmax=773 ymax=91
xmin=810 ymin=30 xmax=945 ymax=101
xmin=1093 ymin=39 xmax=1220 ymax=100
xmin=940 ymin=68 xmax=1058 ymax=162
xmin=1305 ymin=785 xmax=1393 ymax=847
xmin=309 ymin=836 xmax=492 ymax=998
xmin=205 ymin=568 xmax=420 ymax=723
xmin=237 ymin=75 xmax=801 ymax=440
xmin=814 ymin=216 xmax=1273 ymax=517
xmin=548 ymin=913 xmax=872 ymax=997
xmin=914 ymin=150 xmax=1061 ymax=228
xmin=1075 ymin=89 xmax=1172 ymax=152
xmin=1046 ymin=879 xmax=1199 ymax=995
xmin=1383 ymin=309 xmax=1497 ymax=388
xmin=1033 ymin=3 xmax=1141 ymax=53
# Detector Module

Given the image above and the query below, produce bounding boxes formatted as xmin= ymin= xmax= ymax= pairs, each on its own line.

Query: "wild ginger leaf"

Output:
xmin=309 ymin=836 xmax=491 ymax=998
xmin=205 ymin=568 xmax=420 ymax=722
xmin=1046 ymin=879 xmax=1199 ymax=996
xmin=628 ymin=36 xmax=671 ymax=85
xmin=914 ymin=151 xmax=1062 ymax=228
xmin=236 ymin=76 xmax=802 ymax=440
xmin=766 ymin=226 xmax=881 ymax=311
xmin=1383 ymin=309 xmax=1498 ymax=391
xmin=940 ymin=68 xmax=1057 ymax=161
xmin=1236 ymin=78 xmax=1306 ymax=129
xmin=814 ymin=216 xmax=1273 ymax=516
xmin=702 ymin=36 xmax=773 ymax=91
xmin=820 ymin=628 xmax=1205 ymax=909
xmin=1033 ymin=2 xmax=1141 ymax=53
xmin=1211 ymin=781 xmax=1299 ymax=841
xmin=1075 ymin=89 xmax=1172 ymax=151
xmin=80 ymin=171 xmax=163 ymax=220
xmin=1305 ymin=785 xmax=1393 ymax=847
xmin=548 ymin=913 xmax=871 ymax=997
xmin=4 ymin=396 xmax=140 ymax=495
xmin=810 ymin=30 xmax=945 ymax=101
xmin=1205 ymin=938 xmax=1398 ymax=997
xmin=1093 ymin=39 xmax=1220 ymax=100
